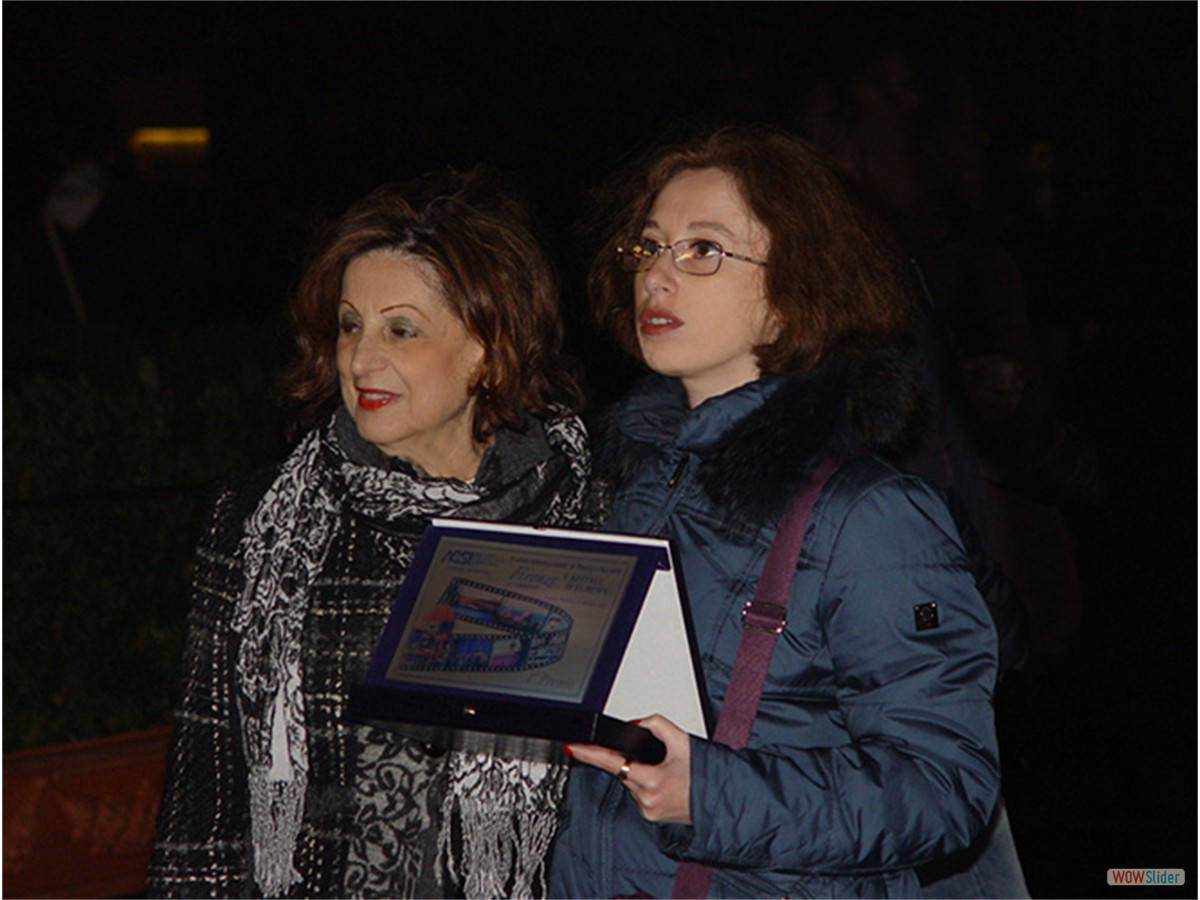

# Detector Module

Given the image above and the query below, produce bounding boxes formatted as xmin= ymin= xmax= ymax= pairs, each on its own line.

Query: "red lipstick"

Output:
xmin=356 ymin=389 xmax=396 ymax=411
xmin=638 ymin=307 xmax=683 ymax=336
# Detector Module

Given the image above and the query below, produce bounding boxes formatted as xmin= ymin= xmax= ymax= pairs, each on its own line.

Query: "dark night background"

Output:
xmin=3 ymin=3 xmax=1196 ymax=898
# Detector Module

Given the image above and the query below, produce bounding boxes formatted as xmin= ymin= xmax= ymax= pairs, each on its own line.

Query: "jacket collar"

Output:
xmin=617 ymin=375 xmax=785 ymax=453
xmin=610 ymin=346 xmax=924 ymax=525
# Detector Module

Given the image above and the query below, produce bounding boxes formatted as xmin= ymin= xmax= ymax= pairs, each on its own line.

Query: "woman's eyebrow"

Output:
xmin=339 ymin=300 xmax=423 ymax=318
xmin=686 ymin=220 xmax=737 ymax=239
xmin=642 ymin=217 xmax=737 ymax=240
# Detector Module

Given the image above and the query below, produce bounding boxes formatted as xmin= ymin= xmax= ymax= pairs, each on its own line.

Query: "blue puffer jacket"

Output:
xmin=549 ymin=354 xmax=1000 ymax=899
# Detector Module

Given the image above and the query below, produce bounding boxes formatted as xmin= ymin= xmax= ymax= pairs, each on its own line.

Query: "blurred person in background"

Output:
xmin=803 ymin=45 xmax=1103 ymax=659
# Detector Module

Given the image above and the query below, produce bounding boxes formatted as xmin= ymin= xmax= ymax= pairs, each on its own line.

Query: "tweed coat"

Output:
xmin=148 ymin=411 xmax=599 ymax=898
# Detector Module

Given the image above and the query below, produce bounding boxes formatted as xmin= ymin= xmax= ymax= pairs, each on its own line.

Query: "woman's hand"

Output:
xmin=564 ymin=714 xmax=692 ymax=824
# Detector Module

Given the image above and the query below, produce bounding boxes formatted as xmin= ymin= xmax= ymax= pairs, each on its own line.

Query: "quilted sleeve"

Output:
xmin=661 ymin=472 xmax=1000 ymax=874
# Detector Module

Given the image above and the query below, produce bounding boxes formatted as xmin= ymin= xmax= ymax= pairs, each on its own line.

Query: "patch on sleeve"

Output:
xmin=913 ymin=601 xmax=939 ymax=631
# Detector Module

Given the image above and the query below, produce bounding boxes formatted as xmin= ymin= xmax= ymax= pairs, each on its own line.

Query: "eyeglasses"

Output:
xmin=616 ymin=237 xmax=767 ymax=276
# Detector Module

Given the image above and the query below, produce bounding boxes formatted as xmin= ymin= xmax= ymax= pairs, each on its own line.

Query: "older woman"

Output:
xmin=548 ymin=128 xmax=1000 ymax=898
xmin=148 ymin=168 xmax=600 ymax=899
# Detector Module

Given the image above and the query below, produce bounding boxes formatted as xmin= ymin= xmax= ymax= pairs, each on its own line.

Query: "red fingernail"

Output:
xmin=631 ymin=718 xmax=643 ymax=725
xmin=562 ymin=744 xmax=575 ymax=758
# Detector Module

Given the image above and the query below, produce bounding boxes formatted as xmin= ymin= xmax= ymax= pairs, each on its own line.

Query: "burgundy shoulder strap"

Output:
xmin=671 ymin=459 xmax=839 ymax=899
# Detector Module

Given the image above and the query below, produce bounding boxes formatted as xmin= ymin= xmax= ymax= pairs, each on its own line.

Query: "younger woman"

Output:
xmin=549 ymin=128 xmax=1000 ymax=899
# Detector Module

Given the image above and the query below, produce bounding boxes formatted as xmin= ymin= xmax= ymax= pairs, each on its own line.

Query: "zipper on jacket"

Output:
xmin=640 ymin=454 xmax=691 ymax=536
xmin=666 ymin=457 xmax=687 ymax=488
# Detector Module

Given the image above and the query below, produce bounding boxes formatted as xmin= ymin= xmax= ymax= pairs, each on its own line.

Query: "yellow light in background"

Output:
xmin=129 ymin=127 xmax=210 ymax=150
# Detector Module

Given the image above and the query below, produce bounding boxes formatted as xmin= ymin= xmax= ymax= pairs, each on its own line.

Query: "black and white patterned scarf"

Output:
xmin=232 ymin=408 xmax=590 ymax=897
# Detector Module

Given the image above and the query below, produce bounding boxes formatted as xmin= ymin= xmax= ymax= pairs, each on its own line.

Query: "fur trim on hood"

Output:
xmin=597 ymin=346 xmax=926 ymax=527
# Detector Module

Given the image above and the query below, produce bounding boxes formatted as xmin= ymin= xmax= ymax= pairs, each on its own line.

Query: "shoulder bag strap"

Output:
xmin=671 ymin=458 xmax=840 ymax=899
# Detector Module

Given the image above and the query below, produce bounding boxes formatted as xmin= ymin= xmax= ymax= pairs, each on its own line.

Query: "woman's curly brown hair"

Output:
xmin=282 ymin=166 xmax=582 ymax=441
xmin=588 ymin=125 xmax=914 ymax=375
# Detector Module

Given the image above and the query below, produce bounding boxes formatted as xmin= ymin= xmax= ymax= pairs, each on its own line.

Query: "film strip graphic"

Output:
xmin=394 ymin=578 xmax=573 ymax=673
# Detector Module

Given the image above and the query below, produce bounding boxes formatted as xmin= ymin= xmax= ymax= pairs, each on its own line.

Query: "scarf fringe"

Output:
xmin=437 ymin=754 xmax=565 ymax=900
xmin=250 ymin=774 xmax=306 ymax=897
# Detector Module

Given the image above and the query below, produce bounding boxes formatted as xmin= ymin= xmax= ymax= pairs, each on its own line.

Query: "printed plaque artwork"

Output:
xmin=392 ymin=579 xmax=573 ymax=673
xmin=382 ymin=534 xmax=639 ymax=705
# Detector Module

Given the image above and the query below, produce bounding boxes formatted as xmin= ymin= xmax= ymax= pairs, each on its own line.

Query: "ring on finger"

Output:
xmin=616 ymin=762 xmax=631 ymax=783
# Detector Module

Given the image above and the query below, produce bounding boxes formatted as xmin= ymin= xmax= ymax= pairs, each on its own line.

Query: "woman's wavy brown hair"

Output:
xmin=589 ymin=126 xmax=913 ymax=375
xmin=282 ymin=166 xmax=582 ymax=440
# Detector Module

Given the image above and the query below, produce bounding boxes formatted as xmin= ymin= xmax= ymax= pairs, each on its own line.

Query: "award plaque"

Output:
xmin=348 ymin=519 xmax=710 ymax=763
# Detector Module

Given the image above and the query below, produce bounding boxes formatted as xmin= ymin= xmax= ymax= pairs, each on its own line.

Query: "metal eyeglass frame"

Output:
xmin=616 ymin=237 xmax=768 ymax=276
